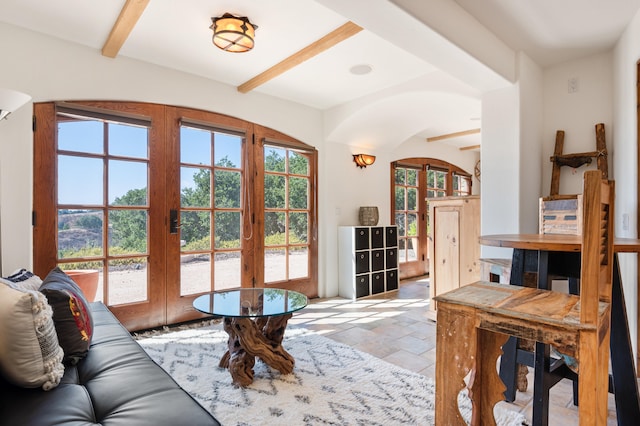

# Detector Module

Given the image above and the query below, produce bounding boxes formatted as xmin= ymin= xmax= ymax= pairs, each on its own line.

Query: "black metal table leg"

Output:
xmin=610 ymin=254 xmax=640 ymax=425
xmin=499 ymin=249 xmax=526 ymax=402
xmin=532 ymin=342 xmax=551 ymax=426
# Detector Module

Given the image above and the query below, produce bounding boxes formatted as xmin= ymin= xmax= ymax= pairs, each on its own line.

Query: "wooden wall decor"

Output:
xmin=548 ymin=123 xmax=608 ymax=198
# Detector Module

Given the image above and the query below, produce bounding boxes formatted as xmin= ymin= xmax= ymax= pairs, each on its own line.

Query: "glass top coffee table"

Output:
xmin=193 ymin=288 xmax=308 ymax=387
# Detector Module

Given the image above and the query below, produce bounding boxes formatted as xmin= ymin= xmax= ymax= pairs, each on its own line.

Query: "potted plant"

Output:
xmin=64 ymin=269 xmax=99 ymax=302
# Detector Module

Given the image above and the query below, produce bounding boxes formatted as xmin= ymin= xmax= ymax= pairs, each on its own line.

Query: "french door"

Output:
xmin=33 ymin=102 xmax=317 ymax=330
xmin=392 ymin=159 xmax=472 ymax=280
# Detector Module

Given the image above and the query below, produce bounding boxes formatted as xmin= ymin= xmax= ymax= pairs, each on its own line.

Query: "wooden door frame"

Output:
xmin=391 ymin=158 xmax=473 ymax=280
xmin=33 ymin=101 xmax=319 ymax=331
xmin=164 ymin=106 xmax=255 ymax=325
xmin=636 ymin=60 xmax=640 ymax=376
xmin=254 ymin=125 xmax=319 ymax=298
xmin=33 ymin=101 xmax=167 ymax=331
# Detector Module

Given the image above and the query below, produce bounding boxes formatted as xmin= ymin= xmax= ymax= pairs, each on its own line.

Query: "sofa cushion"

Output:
xmin=0 ymin=268 xmax=42 ymax=291
xmin=0 ymin=302 xmax=221 ymax=426
xmin=0 ymin=283 xmax=64 ymax=390
xmin=40 ymin=267 xmax=94 ymax=365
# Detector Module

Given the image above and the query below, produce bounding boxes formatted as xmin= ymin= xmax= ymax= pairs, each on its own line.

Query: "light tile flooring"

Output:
xmin=290 ymin=276 xmax=619 ymax=425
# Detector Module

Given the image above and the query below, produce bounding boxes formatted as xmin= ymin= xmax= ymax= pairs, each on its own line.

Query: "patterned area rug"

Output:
xmin=137 ymin=326 xmax=528 ymax=425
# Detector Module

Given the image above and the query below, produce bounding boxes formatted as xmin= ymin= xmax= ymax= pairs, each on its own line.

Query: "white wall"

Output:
xmin=480 ymin=53 xmax=544 ymax=260
xmin=480 ymin=84 xmax=521 ymax=259
xmin=613 ymin=8 xmax=640 ymax=359
xmin=391 ymin=135 xmax=480 ymax=182
xmin=542 ymin=52 xmax=614 ymax=196
xmin=518 ymin=53 xmax=544 ymax=234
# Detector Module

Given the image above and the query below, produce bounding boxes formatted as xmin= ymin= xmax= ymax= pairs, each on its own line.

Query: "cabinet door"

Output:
xmin=386 ymin=269 xmax=398 ymax=291
xmin=371 ymin=272 xmax=385 ymax=294
xmin=385 ymin=226 xmax=397 ymax=247
xmin=355 ymin=251 xmax=370 ymax=274
xmin=356 ymin=275 xmax=370 ymax=298
xmin=371 ymin=249 xmax=385 ymax=271
xmin=355 ymin=228 xmax=370 ymax=250
xmin=433 ymin=207 xmax=460 ymax=299
xmin=371 ymin=227 xmax=384 ymax=248
xmin=386 ymin=248 xmax=397 ymax=269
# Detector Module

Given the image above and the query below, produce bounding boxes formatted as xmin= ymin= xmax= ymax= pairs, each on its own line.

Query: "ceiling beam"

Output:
xmin=426 ymin=128 xmax=481 ymax=142
xmin=102 ymin=0 xmax=150 ymax=58
xmin=238 ymin=21 xmax=363 ymax=94
xmin=459 ymin=144 xmax=481 ymax=151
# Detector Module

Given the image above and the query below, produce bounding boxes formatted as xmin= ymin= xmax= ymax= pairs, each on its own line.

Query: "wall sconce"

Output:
xmin=0 ymin=88 xmax=31 ymax=121
xmin=210 ymin=13 xmax=258 ymax=53
xmin=353 ymin=154 xmax=376 ymax=168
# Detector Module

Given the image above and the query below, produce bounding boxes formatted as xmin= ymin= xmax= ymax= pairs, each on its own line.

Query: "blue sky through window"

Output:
xmin=57 ymin=118 xmax=242 ymax=205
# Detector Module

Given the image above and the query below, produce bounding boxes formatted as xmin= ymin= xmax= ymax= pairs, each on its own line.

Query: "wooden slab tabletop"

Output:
xmin=480 ymin=234 xmax=640 ymax=253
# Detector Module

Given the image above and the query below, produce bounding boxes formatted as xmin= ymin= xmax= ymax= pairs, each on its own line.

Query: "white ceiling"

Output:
xmin=454 ymin=0 xmax=640 ymax=68
xmin=1 ymin=0 xmax=638 ymax=150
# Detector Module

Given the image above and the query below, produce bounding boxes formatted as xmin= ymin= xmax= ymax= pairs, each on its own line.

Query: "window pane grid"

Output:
xmin=56 ymin=112 xmax=151 ymax=305
xmin=394 ymin=167 xmax=419 ymax=263
xmin=179 ymin=126 xmax=244 ymax=294
xmin=264 ymin=145 xmax=310 ymax=283
xmin=394 ymin=161 xmax=473 ymax=269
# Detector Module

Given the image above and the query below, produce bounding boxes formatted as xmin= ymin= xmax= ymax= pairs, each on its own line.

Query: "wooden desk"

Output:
xmin=480 ymin=234 xmax=640 ymax=425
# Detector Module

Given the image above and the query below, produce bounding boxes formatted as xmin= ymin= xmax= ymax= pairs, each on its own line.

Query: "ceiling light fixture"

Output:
xmin=353 ymin=154 xmax=376 ymax=168
xmin=210 ymin=13 xmax=257 ymax=53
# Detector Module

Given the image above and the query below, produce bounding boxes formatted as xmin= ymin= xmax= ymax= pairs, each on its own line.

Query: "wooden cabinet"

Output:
xmin=338 ymin=226 xmax=399 ymax=299
xmin=427 ymin=196 xmax=480 ymax=320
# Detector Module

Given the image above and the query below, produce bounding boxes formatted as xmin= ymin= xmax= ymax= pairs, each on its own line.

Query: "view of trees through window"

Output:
xmin=427 ymin=168 xmax=447 ymax=198
xmin=392 ymin=159 xmax=472 ymax=278
xmin=264 ymin=145 xmax=311 ymax=282
xmin=395 ymin=167 xmax=419 ymax=263
xmin=55 ymin=113 xmax=151 ymax=304
xmin=178 ymin=125 xmax=243 ymax=294
xmin=58 ymin=120 xmax=310 ymax=298
xmin=35 ymin=101 xmax=319 ymax=329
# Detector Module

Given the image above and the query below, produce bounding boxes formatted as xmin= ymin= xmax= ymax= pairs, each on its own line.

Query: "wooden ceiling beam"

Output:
xmin=426 ymin=128 xmax=481 ymax=142
xmin=102 ymin=0 xmax=150 ymax=58
xmin=238 ymin=21 xmax=363 ymax=94
xmin=459 ymin=144 xmax=481 ymax=151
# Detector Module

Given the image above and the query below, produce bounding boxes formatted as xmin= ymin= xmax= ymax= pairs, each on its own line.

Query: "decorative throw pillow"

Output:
xmin=1 ymin=268 xmax=43 ymax=291
xmin=0 ymin=283 xmax=65 ymax=390
xmin=40 ymin=267 xmax=94 ymax=365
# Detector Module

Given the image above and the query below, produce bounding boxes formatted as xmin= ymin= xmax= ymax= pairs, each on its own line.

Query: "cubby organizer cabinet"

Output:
xmin=338 ymin=226 xmax=399 ymax=299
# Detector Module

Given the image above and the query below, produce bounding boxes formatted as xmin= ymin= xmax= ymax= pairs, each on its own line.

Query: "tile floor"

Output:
xmin=290 ymin=276 xmax=619 ymax=425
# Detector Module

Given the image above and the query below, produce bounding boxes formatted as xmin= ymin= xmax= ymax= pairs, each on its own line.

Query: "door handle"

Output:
xmin=170 ymin=209 xmax=180 ymax=234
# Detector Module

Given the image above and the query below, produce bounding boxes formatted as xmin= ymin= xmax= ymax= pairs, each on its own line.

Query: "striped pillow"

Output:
xmin=0 ymin=283 xmax=64 ymax=390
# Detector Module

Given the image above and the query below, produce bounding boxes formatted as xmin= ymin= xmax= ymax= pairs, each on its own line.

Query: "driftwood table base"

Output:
xmin=219 ymin=313 xmax=295 ymax=387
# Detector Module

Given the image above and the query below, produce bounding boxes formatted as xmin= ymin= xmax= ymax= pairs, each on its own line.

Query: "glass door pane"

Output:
xmin=56 ymin=114 xmax=150 ymax=306
xmin=395 ymin=167 xmax=419 ymax=264
xmin=264 ymin=147 xmax=311 ymax=284
xmin=179 ymin=125 xmax=244 ymax=294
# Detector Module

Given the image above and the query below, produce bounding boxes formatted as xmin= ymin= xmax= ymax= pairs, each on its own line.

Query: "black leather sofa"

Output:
xmin=0 ymin=302 xmax=220 ymax=426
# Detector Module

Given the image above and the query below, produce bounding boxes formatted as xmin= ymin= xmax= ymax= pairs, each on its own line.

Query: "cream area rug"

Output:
xmin=136 ymin=325 xmax=528 ymax=426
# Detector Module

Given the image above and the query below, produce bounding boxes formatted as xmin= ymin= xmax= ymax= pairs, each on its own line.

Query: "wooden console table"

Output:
xmin=480 ymin=234 xmax=640 ymax=425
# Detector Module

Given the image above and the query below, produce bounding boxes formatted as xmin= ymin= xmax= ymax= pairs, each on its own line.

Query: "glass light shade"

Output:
xmin=353 ymin=154 xmax=376 ymax=168
xmin=0 ymin=88 xmax=31 ymax=120
xmin=210 ymin=13 xmax=257 ymax=53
